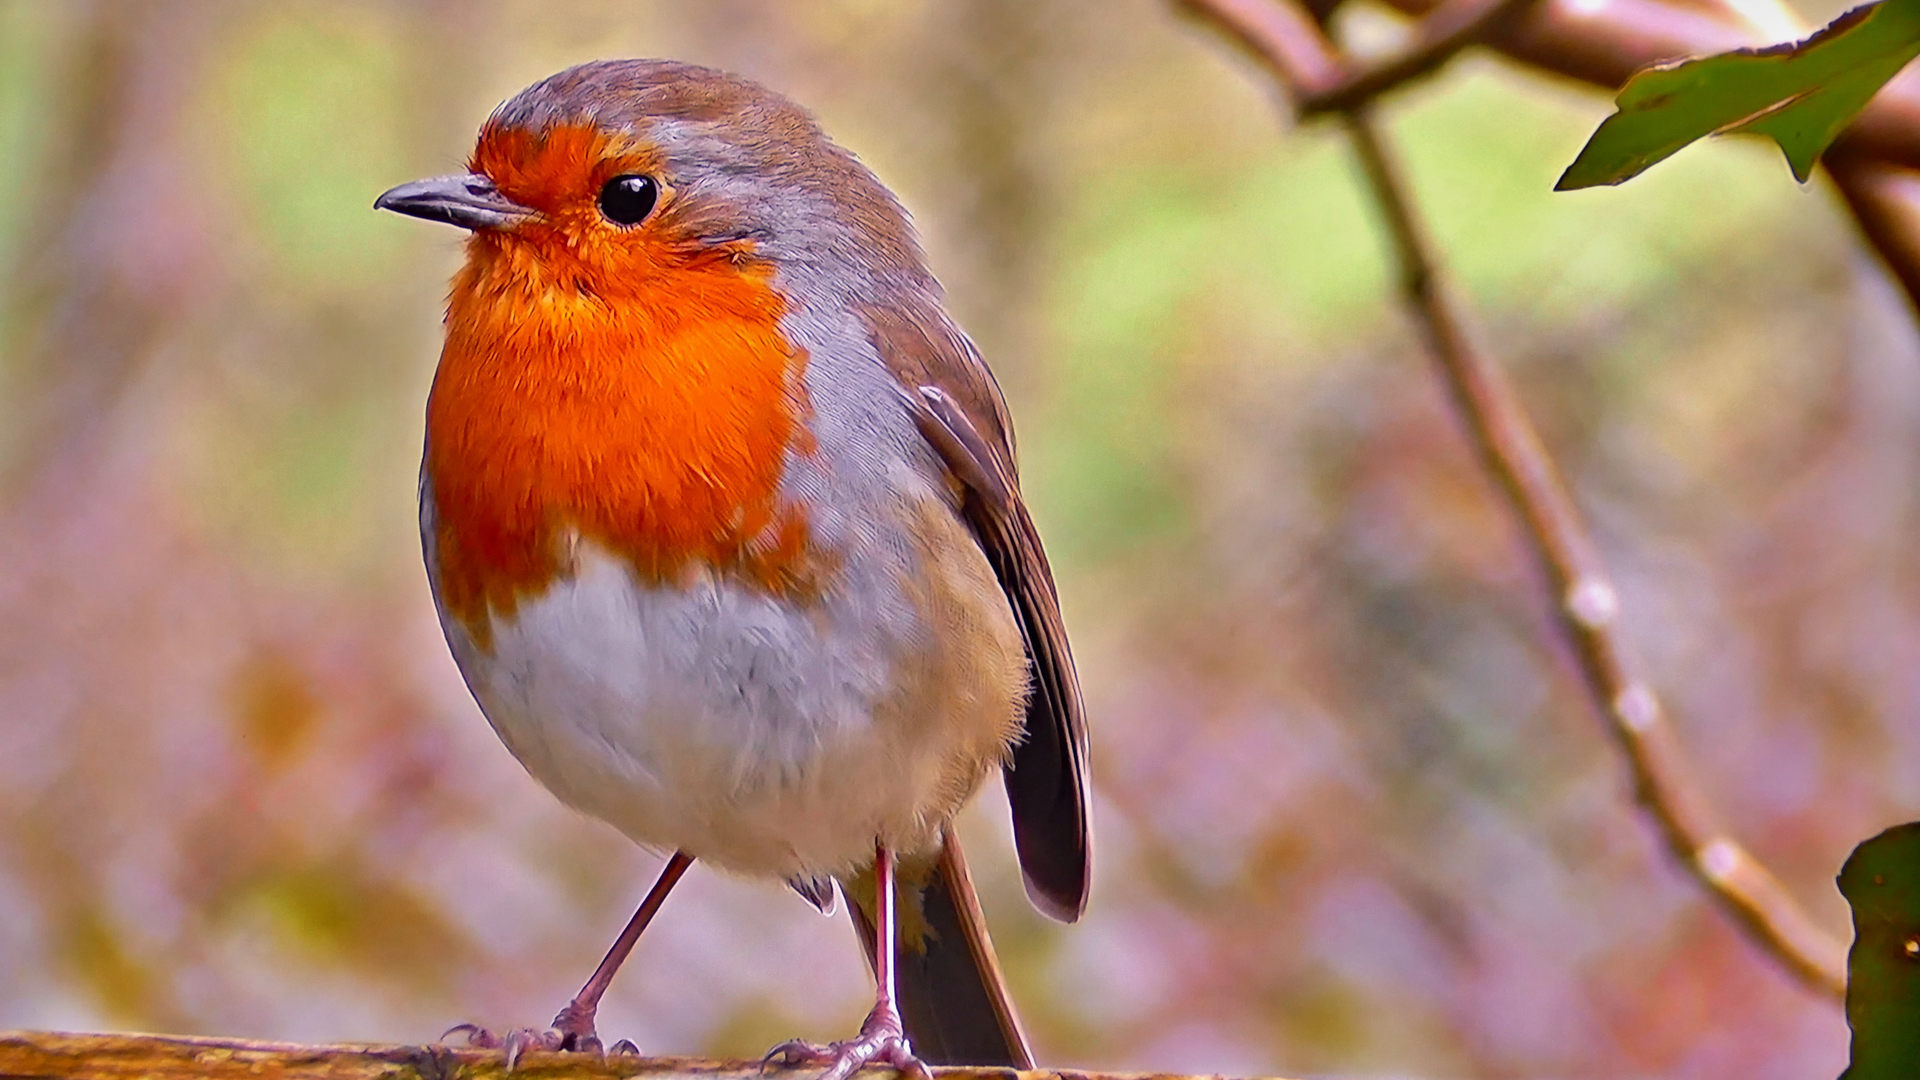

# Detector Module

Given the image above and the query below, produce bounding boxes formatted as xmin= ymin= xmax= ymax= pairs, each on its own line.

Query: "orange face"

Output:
xmin=421 ymin=120 xmax=819 ymax=648
xmin=467 ymin=121 xmax=697 ymax=292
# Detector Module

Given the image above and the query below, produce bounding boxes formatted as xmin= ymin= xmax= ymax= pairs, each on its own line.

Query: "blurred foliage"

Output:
xmin=3 ymin=1 xmax=1917 ymax=1078
xmin=1560 ymin=0 xmax=1920 ymax=189
xmin=1839 ymin=822 xmax=1920 ymax=1079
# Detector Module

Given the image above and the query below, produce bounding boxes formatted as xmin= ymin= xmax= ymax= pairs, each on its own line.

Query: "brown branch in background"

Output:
xmin=1174 ymin=0 xmax=1346 ymax=97
xmin=1339 ymin=112 xmax=1849 ymax=999
xmin=1171 ymin=0 xmax=1537 ymax=115
xmin=1830 ymin=150 xmax=1920 ymax=312
xmin=1299 ymin=0 xmax=1539 ymax=115
xmin=1177 ymin=0 xmax=1851 ymax=1001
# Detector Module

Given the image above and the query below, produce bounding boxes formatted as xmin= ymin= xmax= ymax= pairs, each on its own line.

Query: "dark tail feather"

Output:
xmin=849 ymin=828 xmax=1032 ymax=1068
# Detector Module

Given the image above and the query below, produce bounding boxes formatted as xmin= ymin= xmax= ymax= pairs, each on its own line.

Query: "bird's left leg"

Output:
xmin=764 ymin=843 xmax=927 ymax=1080
xmin=451 ymin=850 xmax=693 ymax=1065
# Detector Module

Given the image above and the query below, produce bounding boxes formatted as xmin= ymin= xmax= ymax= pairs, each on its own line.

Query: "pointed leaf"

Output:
xmin=1557 ymin=0 xmax=1920 ymax=190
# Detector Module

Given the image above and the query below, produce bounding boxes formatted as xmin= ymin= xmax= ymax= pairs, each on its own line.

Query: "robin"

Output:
xmin=374 ymin=59 xmax=1089 ymax=1078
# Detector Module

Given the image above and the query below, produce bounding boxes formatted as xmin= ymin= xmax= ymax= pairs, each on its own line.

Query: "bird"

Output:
xmin=374 ymin=59 xmax=1089 ymax=1079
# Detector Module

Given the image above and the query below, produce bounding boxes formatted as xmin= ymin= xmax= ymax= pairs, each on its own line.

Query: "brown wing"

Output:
xmin=867 ymin=300 xmax=1090 ymax=922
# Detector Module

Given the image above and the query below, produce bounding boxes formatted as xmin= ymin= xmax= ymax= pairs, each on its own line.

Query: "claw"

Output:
xmin=762 ymin=1039 xmax=814 ymax=1071
xmin=610 ymin=1039 xmax=641 ymax=1056
xmin=440 ymin=1023 xmax=487 ymax=1046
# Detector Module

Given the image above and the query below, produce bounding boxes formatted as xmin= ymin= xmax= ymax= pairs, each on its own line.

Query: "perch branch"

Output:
xmin=1178 ymin=0 xmax=1850 ymax=1001
xmin=0 ymin=1030 xmax=1298 ymax=1080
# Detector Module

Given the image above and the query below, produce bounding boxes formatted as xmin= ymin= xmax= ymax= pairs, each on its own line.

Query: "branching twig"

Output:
xmin=1178 ymin=0 xmax=1851 ymax=1002
xmin=1172 ymin=0 xmax=1537 ymax=115
xmin=1301 ymin=0 xmax=1540 ymax=114
xmin=1173 ymin=0 xmax=1345 ymax=98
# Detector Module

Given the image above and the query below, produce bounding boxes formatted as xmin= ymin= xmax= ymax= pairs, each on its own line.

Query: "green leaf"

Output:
xmin=1839 ymin=822 xmax=1920 ymax=1080
xmin=1557 ymin=0 xmax=1920 ymax=190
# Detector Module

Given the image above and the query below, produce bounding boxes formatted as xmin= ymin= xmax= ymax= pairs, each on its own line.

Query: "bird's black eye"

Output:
xmin=597 ymin=174 xmax=658 ymax=226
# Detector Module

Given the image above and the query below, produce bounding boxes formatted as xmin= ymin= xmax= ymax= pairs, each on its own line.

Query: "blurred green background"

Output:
xmin=1 ymin=1 xmax=1912 ymax=1077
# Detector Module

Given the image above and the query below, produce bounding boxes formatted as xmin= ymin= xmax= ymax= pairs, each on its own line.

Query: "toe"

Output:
xmin=501 ymin=1027 xmax=564 ymax=1070
xmin=563 ymin=1032 xmax=605 ymax=1056
xmin=819 ymin=1034 xmax=922 ymax=1080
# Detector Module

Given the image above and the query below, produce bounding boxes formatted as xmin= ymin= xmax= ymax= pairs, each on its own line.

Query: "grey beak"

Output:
xmin=375 ymin=173 xmax=532 ymax=230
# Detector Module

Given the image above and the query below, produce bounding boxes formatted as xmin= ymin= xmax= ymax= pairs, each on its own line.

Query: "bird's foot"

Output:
xmin=763 ymin=1006 xmax=926 ymax=1080
xmin=444 ymin=1003 xmax=640 ymax=1069
xmin=442 ymin=1024 xmax=561 ymax=1070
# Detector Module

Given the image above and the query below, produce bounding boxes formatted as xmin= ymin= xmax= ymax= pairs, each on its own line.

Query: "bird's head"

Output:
xmin=377 ymin=58 xmax=929 ymax=301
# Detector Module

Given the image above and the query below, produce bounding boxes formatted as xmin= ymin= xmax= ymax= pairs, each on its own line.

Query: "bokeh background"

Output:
xmin=2 ymin=1 xmax=1914 ymax=1077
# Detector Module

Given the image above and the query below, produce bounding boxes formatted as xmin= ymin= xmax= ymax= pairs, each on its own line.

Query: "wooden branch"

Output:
xmin=1178 ymin=0 xmax=1850 ymax=1002
xmin=1173 ymin=0 xmax=1538 ymax=115
xmin=1830 ymin=148 xmax=1920 ymax=315
xmin=1173 ymin=0 xmax=1345 ymax=98
xmin=1302 ymin=0 xmax=1541 ymax=114
xmin=1339 ymin=110 xmax=1849 ymax=1000
xmin=0 ymin=1031 xmax=1299 ymax=1080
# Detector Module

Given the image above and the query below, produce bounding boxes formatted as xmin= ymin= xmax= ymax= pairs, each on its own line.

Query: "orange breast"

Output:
xmin=426 ymin=240 xmax=818 ymax=648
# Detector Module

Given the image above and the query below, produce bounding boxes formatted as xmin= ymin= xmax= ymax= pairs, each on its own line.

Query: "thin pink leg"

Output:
xmin=450 ymin=851 xmax=694 ymax=1065
xmin=764 ymin=845 xmax=927 ymax=1080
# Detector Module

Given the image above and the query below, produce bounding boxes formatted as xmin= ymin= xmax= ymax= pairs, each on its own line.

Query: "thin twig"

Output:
xmin=1830 ymin=149 xmax=1920 ymax=312
xmin=1178 ymin=0 xmax=1850 ymax=1002
xmin=1172 ymin=0 xmax=1538 ymax=115
xmin=1173 ymin=0 xmax=1346 ymax=98
xmin=1300 ymin=0 xmax=1539 ymax=114
xmin=1341 ymin=112 xmax=1847 ymax=999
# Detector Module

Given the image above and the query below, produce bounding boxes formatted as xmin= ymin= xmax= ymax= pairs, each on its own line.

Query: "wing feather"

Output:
xmin=867 ymin=300 xmax=1090 ymax=921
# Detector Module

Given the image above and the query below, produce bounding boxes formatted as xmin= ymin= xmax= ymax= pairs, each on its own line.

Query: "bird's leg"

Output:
xmin=547 ymin=850 xmax=695 ymax=1051
xmin=764 ymin=844 xmax=927 ymax=1080
xmin=449 ymin=851 xmax=693 ymax=1065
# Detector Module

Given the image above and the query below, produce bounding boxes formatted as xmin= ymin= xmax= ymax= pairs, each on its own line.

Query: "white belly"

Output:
xmin=431 ymin=508 xmax=1025 ymax=882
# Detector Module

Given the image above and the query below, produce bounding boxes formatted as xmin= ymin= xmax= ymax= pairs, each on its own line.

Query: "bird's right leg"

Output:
xmin=763 ymin=844 xmax=928 ymax=1080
